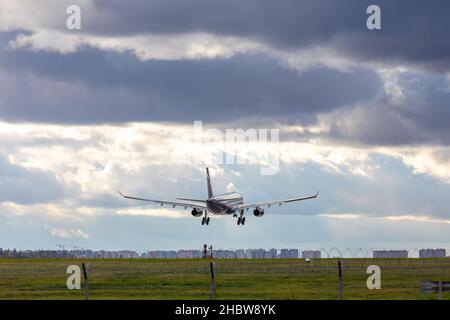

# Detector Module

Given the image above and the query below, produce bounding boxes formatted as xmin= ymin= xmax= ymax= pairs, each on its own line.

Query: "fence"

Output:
xmin=0 ymin=258 xmax=449 ymax=300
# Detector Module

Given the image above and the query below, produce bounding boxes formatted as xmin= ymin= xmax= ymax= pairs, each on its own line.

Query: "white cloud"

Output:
xmin=318 ymin=212 xmax=450 ymax=247
xmin=0 ymin=201 xmax=101 ymax=222
xmin=319 ymin=213 xmax=363 ymax=220
xmin=226 ymin=183 xmax=237 ymax=192
xmin=377 ymin=67 xmax=409 ymax=105
xmin=1 ymin=1 xmax=264 ymax=61
xmin=1 ymin=120 xmax=450 ymax=206
xmin=9 ymin=29 xmax=264 ymax=60
xmin=116 ymin=208 xmax=188 ymax=219
xmin=5 ymin=26 xmax=384 ymax=73
xmin=373 ymin=146 xmax=450 ymax=183
xmin=49 ymin=227 xmax=89 ymax=239
xmin=321 ymin=212 xmax=450 ymax=225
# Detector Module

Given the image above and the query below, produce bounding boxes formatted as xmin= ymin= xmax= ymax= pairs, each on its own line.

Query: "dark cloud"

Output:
xmin=0 ymin=47 xmax=382 ymax=124
xmin=83 ymin=0 xmax=450 ymax=71
xmin=0 ymin=1 xmax=448 ymax=147
xmin=0 ymin=155 xmax=63 ymax=204
xmin=328 ymin=72 xmax=450 ymax=146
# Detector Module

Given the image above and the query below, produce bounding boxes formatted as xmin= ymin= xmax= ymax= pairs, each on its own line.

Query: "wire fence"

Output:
xmin=0 ymin=258 xmax=449 ymax=299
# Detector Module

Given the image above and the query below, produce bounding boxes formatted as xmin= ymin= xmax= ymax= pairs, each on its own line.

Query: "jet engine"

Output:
xmin=191 ymin=208 xmax=203 ymax=217
xmin=253 ymin=207 xmax=265 ymax=217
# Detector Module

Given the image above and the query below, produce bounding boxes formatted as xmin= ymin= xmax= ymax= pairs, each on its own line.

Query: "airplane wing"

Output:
xmin=235 ymin=192 xmax=319 ymax=211
xmin=118 ymin=192 xmax=207 ymax=210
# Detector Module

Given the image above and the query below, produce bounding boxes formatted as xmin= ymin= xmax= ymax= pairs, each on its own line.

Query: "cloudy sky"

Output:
xmin=1 ymin=0 xmax=450 ymax=252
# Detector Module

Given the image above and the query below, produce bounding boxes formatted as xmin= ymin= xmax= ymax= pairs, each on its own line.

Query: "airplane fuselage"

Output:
xmin=206 ymin=192 xmax=243 ymax=214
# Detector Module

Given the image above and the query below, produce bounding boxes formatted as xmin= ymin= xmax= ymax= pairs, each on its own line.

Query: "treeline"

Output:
xmin=0 ymin=249 xmax=81 ymax=259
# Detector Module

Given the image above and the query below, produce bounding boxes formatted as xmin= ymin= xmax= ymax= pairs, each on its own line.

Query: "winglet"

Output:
xmin=315 ymin=191 xmax=320 ymax=198
xmin=118 ymin=191 xmax=124 ymax=198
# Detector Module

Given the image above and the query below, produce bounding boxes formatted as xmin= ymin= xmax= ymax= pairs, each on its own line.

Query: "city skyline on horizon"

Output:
xmin=1 ymin=247 xmax=447 ymax=259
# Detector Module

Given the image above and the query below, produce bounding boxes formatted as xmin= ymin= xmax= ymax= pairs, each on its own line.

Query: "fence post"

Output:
xmin=338 ymin=260 xmax=343 ymax=300
xmin=210 ymin=261 xmax=217 ymax=300
xmin=81 ymin=262 xmax=90 ymax=301
xmin=438 ymin=281 xmax=442 ymax=300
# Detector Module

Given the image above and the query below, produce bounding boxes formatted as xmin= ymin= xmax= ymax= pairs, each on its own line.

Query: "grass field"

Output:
xmin=0 ymin=258 xmax=449 ymax=300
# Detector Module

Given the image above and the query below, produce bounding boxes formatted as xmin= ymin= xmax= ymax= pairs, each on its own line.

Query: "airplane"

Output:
xmin=119 ymin=168 xmax=319 ymax=226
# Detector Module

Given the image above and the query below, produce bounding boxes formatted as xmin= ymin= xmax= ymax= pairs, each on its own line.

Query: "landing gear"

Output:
xmin=201 ymin=215 xmax=210 ymax=225
xmin=237 ymin=210 xmax=245 ymax=225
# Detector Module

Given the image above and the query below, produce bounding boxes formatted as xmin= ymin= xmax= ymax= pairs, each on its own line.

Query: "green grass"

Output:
xmin=0 ymin=258 xmax=449 ymax=300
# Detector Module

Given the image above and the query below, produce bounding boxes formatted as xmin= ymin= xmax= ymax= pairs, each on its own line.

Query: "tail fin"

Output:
xmin=206 ymin=168 xmax=213 ymax=198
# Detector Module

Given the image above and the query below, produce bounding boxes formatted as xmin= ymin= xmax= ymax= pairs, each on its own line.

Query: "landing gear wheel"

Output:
xmin=242 ymin=217 xmax=246 ymax=225
xmin=201 ymin=217 xmax=206 ymax=225
xmin=206 ymin=217 xmax=210 ymax=225
xmin=237 ymin=217 xmax=241 ymax=225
